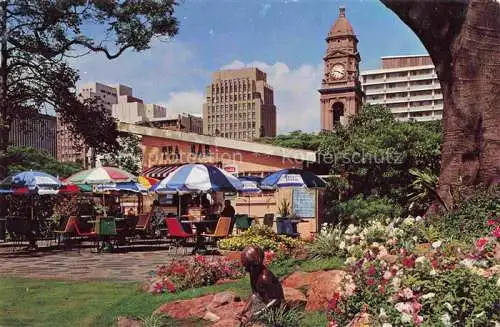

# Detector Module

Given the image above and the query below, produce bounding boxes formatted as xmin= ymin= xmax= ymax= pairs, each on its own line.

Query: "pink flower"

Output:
xmin=367 ymin=278 xmax=376 ymax=287
xmin=402 ymin=256 xmax=416 ymax=268
xmin=414 ymin=315 xmax=424 ymax=325
xmin=383 ymin=270 xmax=393 ymax=280
xmin=491 ymin=226 xmax=500 ymax=238
xmin=367 ymin=265 xmax=377 ymax=276
xmin=487 ymin=219 xmax=497 ymax=226
xmin=327 ymin=321 xmax=338 ymax=327
xmin=475 ymin=237 xmax=489 ymax=250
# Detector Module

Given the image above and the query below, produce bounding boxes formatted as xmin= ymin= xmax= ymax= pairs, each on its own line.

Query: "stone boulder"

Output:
xmin=305 ymin=270 xmax=347 ymax=312
xmin=156 ymin=291 xmax=246 ymax=325
xmin=283 ymin=287 xmax=307 ymax=308
xmin=117 ymin=316 xmax=143 ymax=327
xmin=282 ymin=271 xmax=316 ymax=289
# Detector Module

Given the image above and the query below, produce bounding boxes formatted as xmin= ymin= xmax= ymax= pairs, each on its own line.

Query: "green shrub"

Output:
xmin=257 ymin=305 xmax=305 ymax=327
xmin=307 ymin=225 xmax=345 ymax=259
xmin=335 ymin=195 xmax=402 ymax=226
xmin=218 ymin=225 xmax=303 ymax=252
xmin=430 ymin=188 xmax=500 ymax=243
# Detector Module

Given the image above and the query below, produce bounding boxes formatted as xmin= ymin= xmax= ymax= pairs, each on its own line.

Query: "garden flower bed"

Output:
xmin=324 ymin=215 xmax=500 ymax=326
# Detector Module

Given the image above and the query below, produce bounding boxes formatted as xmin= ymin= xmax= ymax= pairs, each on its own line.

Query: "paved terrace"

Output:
xmin=0 ymin=241 xmax=177 ymax=282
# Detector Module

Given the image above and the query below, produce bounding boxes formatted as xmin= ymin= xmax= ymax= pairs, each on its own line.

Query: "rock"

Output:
xmin=215 ymin=278 xmax=237 ymax=285
xmin=117 ymin=316 xmax=143 ymax=327
xmin=207 ymin=291 xmax=240 ymax=311
xmin=283 ymin=287 xmax=307 ymax=308
xmin=495 ymin=243 xmax=500 ymax=261
xmin=380 ymin=254 xmax=398 ymax=264
xmin=203 ymin=311 xmax=220 ymax=322
xmin=155 ymin=294 xmax=214 ymax=319
xmin=282 ymin=271 xmax=316 ymax=289
xmin=212 ymin=318 xmax=241 ymax=327
xmin=305 ymin=270 xmax=347 ymax=312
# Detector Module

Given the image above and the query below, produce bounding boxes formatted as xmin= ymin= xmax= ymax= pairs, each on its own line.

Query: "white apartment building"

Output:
xmin=361 ymin=55 xmax=443 ymax=121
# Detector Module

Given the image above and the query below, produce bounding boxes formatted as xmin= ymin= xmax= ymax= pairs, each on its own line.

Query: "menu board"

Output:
xmin=292 ymin=188 xmax=316 ymax=218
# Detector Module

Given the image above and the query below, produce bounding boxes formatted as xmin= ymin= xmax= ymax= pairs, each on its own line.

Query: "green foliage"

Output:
xmin=0 ymin=0 xmax=180 ymax=175
xmin=257 ymin=304 xmax=305 ymax=327
xmin=319 ymin=104 xmax=442 ymax=214
xmin=218 ymin=225 xmax=303 ymax=252
xmin=332 ymin=194 xmax=402 ymax=226
xmin=307 ymin=225 xmax=345 ymax=259
xmin=277 ymin=198 xmax=291 ymax=217
xmin=408 ymin=168 xmax=440 ymax=215
xmin=100 ymin=134 xmax=143 ymax=175
xmin=257 ymin=130 xmax=323 ymax=151
xmin=4 ymin=146 xmax=81 ymax=178
xmin=405 ymin=268 xmax=500 ymax=327
xmin=430 ymin=188 xmax=500 ymax=243
xmin=141 ymin=314 xmax=169 ymax=327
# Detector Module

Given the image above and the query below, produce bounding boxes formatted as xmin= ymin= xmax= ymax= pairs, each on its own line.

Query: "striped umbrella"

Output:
xmin=261 ymin=169 xmax=326 ymax=189
xmin=93 ymin=182 xmax=147 ymax=194
xmin=0 ymin=171 xmax=61 ymax=195
xmin=138 ymin=176 xmax=159 ymax=190
xmin=152 ymin=164 xmax=243 ymax=193
xmin=238 ymin=176 xmax=262 ymax=194
xmin=65 ymin=167 xmax=136 ymax=185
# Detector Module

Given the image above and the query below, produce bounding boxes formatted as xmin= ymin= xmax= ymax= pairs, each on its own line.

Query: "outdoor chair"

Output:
xmin=202 ymin=217 xmax=232 ymax=247
xmin=234 ymin=214 xmax=251 ymax=234
xmin=54 ymin=216 xmax=77 ymax=246
xmin=135 ymin=213 xmax=152 ymax=237
xmin=263 ymin=214 xmax=274 ymax=229
xmin=5 ymin=216 xmax=30 ymax=250
xmin=165 ymin=217 xmax=193 ymax=255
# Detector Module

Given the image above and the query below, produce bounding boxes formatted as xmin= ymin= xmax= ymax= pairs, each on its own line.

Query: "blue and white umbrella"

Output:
xmin=261 ymin=169 xmax=326 ymax=189
xmin=93 ymin=182 xmax=148 ymax=194
xmin=0 ymin=171 xmax=61 ymax=195
xmin=238 ymin=176 xmax=262 ymax=194
xmin=152 ymin=164 xmax=244 ymax=193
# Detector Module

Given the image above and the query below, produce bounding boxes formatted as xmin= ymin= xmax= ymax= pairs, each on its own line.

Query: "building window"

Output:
xmin=191 ymin=144 xmax=196 ymax=154
xmin=205 ymin=145 xmax=210 ymax=156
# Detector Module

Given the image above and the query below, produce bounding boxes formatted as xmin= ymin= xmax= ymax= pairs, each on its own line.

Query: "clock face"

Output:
xmin=330 ymin=64 xmax=345 ymax=80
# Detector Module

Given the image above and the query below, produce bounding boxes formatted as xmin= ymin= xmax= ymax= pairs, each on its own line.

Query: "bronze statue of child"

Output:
xmin=237 ymin=245 xmax=284 ymax=325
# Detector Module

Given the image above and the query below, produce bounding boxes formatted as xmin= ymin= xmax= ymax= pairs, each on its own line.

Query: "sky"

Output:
xmin=74 ymin=0 xmax=427 ymax=133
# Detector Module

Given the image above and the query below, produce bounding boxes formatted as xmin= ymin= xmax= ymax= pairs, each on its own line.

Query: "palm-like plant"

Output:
xmin=408 ymin=168 xmax=449 ymax=212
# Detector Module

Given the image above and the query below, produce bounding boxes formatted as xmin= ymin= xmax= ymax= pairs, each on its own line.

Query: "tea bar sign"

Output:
xmin=292 ymin=188 xmax=316 ymax=218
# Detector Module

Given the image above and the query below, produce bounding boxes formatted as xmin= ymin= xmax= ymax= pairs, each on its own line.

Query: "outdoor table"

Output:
xmin=181 ymin=219 xmax=219 ymax=254
xmin=88 ymin=217 xmax=125 ymax=253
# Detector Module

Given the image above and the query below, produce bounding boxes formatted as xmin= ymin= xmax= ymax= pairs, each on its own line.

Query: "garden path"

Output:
xmin=0 ymin=241 xmax=178 ymax=281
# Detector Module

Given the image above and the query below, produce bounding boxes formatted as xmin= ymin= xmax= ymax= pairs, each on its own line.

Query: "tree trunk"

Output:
xmin=381 ymin=0 xmax=500 ymax=210
xmin=0 ymin=1 xmax=9 ymax=178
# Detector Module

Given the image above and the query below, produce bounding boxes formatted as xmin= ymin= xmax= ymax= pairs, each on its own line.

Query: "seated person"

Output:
xmin=220 ymin=200 xmax=235 ymax=218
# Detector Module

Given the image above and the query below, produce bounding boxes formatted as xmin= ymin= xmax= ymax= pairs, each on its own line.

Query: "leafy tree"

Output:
xmin=381 ymin=0 xmax=500 ymax=210
xmin=4 ymin=146 xmax=81 ymax=177
xmin=100 ymin=134 xmax=142 ymax=175
xmin=0 ymin=0 xmax=179 ymax=177
xmin=319 ymin=104 xmax=442 ymax=211
xmin=258 ymin=130 xmax=324 ymax=151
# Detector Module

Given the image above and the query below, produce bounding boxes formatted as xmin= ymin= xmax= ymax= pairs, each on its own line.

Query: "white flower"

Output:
xmin=402 ymin=288 xmax=414 ymax=300
xmin=345 ymin=224 xmax=357 ymax=234
xmin=345 ymin=257 xmax=357 ymax=265
xmin=415 ymin=215 xmax=423 ymax=222
xmin=382 ymin=324 xmax=392 ymax=327
xmin=415 ymin=256 xmax=428 ymax=265
xmin=400 ymin=312 xmax=412 ymax=323
xmin=444 ymin=302 xmax=454 ymax=312
xmin=403 ymin=217 xmax=415 ymax=226
xmin=395 ymin=302 xmax=412 ymax=313
xmin=459 ymin=258 xmax=475 ymax=268
xmin=339 ymin=241 xmax=346 ymax=250
xmin=421 ymin=292 xmax=435 ymax=300
xmin=497 ymin=277 xmax=500 ymax=287
xmin=383 ymin=270 xmax=393 ymax=280
xmin=392 ymin=277 xmax=401 ymax=289
xmin=412 ymin=236 xmax=418 ymax=242
xmin=441 ymin=313 xmax=451 ymax=326
xmin=432 ymin=240 xmax=442 ymax=249
xmin=429 ymin=269 xmax=437 ymax=276
xmin=379 ymin=308 xmax=388 ymax=320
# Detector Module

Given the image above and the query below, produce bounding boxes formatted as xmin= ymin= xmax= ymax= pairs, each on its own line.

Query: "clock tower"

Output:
xmin=319 ymin=7 xmax=363 ymax=130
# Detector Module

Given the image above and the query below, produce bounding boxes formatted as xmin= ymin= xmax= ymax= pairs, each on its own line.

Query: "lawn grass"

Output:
xmin=0 ymin=257 xmax=343 ymax=327
xmin=0 ymin=277 xmax=249 ymax=327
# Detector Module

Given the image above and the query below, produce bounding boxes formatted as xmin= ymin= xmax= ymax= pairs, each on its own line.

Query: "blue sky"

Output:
xmin=75 ymin=0 xmax=426 ymax=133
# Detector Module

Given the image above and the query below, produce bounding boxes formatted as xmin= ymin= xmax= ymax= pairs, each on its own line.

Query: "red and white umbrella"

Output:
xmin=65 ymin=167 xmax=136 ymax=186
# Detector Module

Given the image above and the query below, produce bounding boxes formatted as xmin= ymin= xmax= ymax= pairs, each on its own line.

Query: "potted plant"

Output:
xmin=276 ymin=198 xmax=291 ymax=234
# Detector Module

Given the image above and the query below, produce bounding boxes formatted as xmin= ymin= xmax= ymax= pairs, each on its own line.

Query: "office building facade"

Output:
xmin=203 ymin=68 xmax=277 ymax=140
xmin=361 ymin=55 xmax=443 ymax=121
xmin=9 ymin=114 xmax=57 ymax=157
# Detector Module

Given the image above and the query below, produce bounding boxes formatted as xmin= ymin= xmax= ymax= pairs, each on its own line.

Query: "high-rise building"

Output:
xmin=138 ymin=113 xmax=203 ymax=134
xmin=9 ymin=114 xmax=57 ymax=157
xmin=203 ymin=68 xmax=277 ymax=140
xmin=57 ymin=82 xmax=167 ymax=165
xmin=319 ymin=7 xmax=363 ymax=130
xmin=361 ymin=55 xmax=443 ymax=121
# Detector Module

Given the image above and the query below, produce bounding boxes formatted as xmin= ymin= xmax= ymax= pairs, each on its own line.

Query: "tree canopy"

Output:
xmin=5 ymin=146 xmax=81 ymax=178
xmin=100 ymin=134 xmax=142 ymax=176
xmin=258 ymin=130 xmax=324 ymax=151
xmin=0 ymin=0 xmax=179 ymax=176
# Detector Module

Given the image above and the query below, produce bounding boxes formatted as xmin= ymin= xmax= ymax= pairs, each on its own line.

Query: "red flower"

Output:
xmin=367 ymin=278 xmax=376 ymax=287
xmin=487 ymin=219 xmax=497 ymax=226
xmin=367 ymin=265 xmax=377 ymax=276
xmin=328 ymin=292 xmax=341 ymax=312
xmin=492 ymin=226 xmax=500 ymax=238
xmin=475 ymin=237 xmax=489 ymax=250
xmin=402 ymin=256 xmax=416 ymax=268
